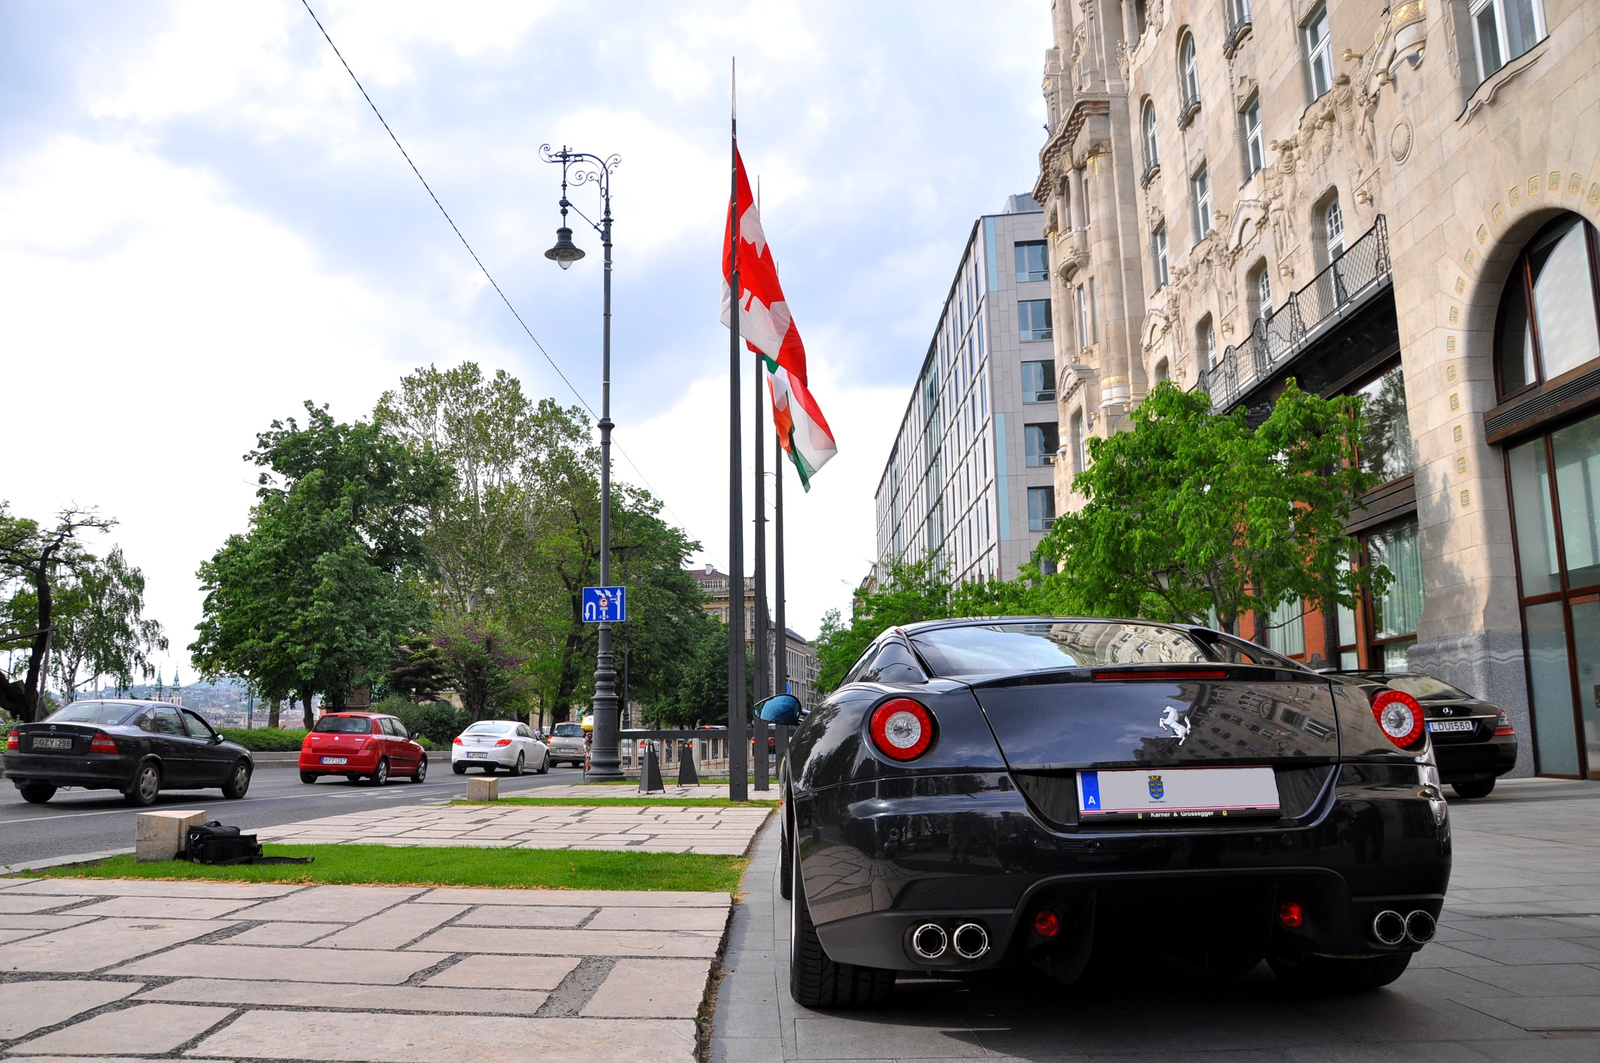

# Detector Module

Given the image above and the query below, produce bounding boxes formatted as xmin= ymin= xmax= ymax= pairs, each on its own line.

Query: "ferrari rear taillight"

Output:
xmin=5 ymin=729 xmax=17 ymax=751
xmin=1371 ymin=689 xmax=1425 ymax=747
xmin=1494 ymin=710 xmax=1514 ymax=737
xmin=868 ymin=699 xmax=935 ymax=761
xmin=494 ymin=738 xmax=513 ymax=747
xmin=89 ymin=732 xmax=119 ymax=755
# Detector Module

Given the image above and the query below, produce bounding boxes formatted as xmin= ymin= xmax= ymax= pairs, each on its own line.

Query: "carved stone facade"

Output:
xmin=1034 ymin=0 xmax=1600 ymax=778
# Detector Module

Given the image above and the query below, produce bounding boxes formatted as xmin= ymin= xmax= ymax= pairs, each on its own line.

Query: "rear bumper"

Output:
xmin=452 ymin=746 xmax=518 ymax=766
xmin=794 ymin=765 xmax=1451 ymax=973
xmin=1435 ymin=737 xmax=1518 ymax=782
xmin=3 ymin=752 xmax=138 ymax=790
xmin=297 ymin=750 xmax=380 ymax=774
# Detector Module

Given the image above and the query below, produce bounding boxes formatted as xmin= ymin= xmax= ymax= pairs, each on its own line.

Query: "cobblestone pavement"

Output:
xmin=713 ymin=778 xmax=1600 ymax=1062
xmin=0 ymin=877 xmax=728 ymax=1062
xmin=255 ymin=800 xmax=771 ymax=854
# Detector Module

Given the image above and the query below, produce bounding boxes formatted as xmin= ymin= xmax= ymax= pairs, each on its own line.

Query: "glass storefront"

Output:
xmin=1367 ymin=518 xmax=1423 ymax=670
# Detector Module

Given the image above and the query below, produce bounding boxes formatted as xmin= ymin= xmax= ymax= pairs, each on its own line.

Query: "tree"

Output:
xmin=386 ymin=634 xmax=449 ymax=703
xmin=1035 ymin=380 xmax=1386 ymax=636
xmin=815 ymin=561 xmax=972 ymax=692
xmin=657 ymin=615 xmax=751 ymax=728
xmin=191 ymin=402 xmax=447 ymax=725
xmin=44 ymin=546 xmax=168 ymax=702
xmin=0 ymin=506 xmax=115 ymax=720
xmin=432 ymin=616 xmax=530 ymax=720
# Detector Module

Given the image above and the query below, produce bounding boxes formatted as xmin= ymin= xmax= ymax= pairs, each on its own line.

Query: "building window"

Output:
xmin=1152 ymin=225 xmax=1170 ymax=288
xmin=1471 ymin=0 xmax=1545 ymax=81
xmin=1133 ymin=0 xmax=1148 ymax=37
xmin=1179 ymin=32 xmax=1200 ymax=107
xmin=1365 ymin=518 xmax=1423 ymax=670
xmin=1324 ymin=197 xmax=1346 ymax=261
xmin=1015 ymin=241 xmax=1049 ymax=282
xmin=1191 ymin=165 xmax=1212 ymax=242
xmin=1027 ymin=487 xmax=1056 ymax=532
xmin=1018 ymin=298 xmax=1053 ymax=341
xmin=1241 ymin=95 xmax=1263 ymax=177
xmin=1068 ymin=410 xmax=1085 ymax=474
xmin=1142 ymin=100 xmax=1159 ymax=172
xmin=1354 ymin=365 xmax=1416 ymax=483
xmin=1076 ymin=285 xmax=1091 ymax=347
xmin=1230 ymin=0 xmax=1252 ymax=27
xmin=1305 ymin=5 xmax=1333 ymax=99
xmin=1022 ymin=360 xmax=1056 ymax=403
xmin=1264 ymin=598 xmax=1305 ymax=658
xmin=1252 ymin=262 xmax=1273 ymax=320
xmin=1025 ymin=422 xmax=1059 ymax=467
xmin=1198 ymin=315 xmax=1216 ymax=367
xmin=1154 ymin=357 xmax=1170 ymax=383
xmin=1495 ymin=214 xmax=1600 ymax=399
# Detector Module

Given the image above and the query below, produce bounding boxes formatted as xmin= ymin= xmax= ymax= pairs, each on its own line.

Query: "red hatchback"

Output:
xmin=298 ymin=712 xmax=427 ymax=786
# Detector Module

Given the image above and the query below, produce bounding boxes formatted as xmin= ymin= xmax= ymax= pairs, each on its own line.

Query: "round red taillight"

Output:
xmin=1371 ymin=689 xmax=1425 ymax=747
xmin=1278 ymin=901 xmax=1304 ymax=928
xmin=1033 ymin=909 xmax=1060 ymax=938
xmin=868 ymin=699 xmax=935 ymax=761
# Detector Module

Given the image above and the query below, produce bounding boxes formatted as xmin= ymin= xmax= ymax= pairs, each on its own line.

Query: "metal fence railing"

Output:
xmin=1200 ymin=214 xmax=1391 ymax=412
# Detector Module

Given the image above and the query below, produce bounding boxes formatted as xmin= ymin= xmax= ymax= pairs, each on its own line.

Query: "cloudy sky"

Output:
xmin=1 ymin=0 xmax=1049 ymax=681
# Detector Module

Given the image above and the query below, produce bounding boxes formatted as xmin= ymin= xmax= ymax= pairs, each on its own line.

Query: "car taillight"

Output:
xmin=868 ymin=698 xmax=935 ymax=761
xmin=494 ymin=738 xmax=512 ymax=747
xmin=1278 ymin=901 xmax=1305 ymax=928
xmin=1032 ymin=909 xmax=1060 ymax=937
xmin=1371 ymin=689 xmax=1425 ymax=747
xmin=453 ymin=737 xmax=464 ymax=745
xmin=90 ymin=732 xmax=119 ymax=755
xmin=5 ymin=729 xmax=17 ymax=751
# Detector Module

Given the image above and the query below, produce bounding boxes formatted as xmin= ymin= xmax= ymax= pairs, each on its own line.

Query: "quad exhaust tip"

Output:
xmin=1405 ymin=910 xmax=1436 ymax=944
xmin=911 ymin=923 xmax=948 ymax=960
xmin=952 ymin=922 xmax=990 ymax=961
xmin=1371 ymin=910 xmax=1407 ymax=947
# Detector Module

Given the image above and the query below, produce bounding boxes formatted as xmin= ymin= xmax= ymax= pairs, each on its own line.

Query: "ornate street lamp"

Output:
xmin=542 ymin=143 xmax=623 ymax=780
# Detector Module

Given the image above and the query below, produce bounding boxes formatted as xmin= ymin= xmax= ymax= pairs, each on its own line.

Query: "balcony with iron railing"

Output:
xmin=1223 ymin=13 xmax=1253 ymax=56
xmin=1200 ymin=215 xmax=1392 ymax=412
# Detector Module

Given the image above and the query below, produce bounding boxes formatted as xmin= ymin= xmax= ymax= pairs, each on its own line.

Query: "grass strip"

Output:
xmin=29 ymin=845 xmax=746 ymax=892
xmin=456 ymin=797 xmax=778 ymax=809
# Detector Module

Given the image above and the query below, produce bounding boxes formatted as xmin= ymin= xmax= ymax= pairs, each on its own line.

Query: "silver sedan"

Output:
xmin=450 ymin=721 xmax=549 ymax=776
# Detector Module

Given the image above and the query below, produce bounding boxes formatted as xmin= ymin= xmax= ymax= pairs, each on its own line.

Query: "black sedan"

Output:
xmin=762 ymin=618 xmax=1450 ymax=1008
xmin=1326 ymin=670 xmax=1518 ymax=799
xmin=4 ymin=699 xmax=253 ymax=806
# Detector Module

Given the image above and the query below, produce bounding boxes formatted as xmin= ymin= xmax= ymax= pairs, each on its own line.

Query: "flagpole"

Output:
xmin=753 ymin=320 xmax=770 ymax=791
xmin=726 ymin=59 xmax=748 ymax=802
xmin=774 ymin=424 xmax=790 ymax=774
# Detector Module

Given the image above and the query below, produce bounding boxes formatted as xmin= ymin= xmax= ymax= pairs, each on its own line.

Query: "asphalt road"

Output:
xmin=0 ymin=758 xmax=589 ymax=869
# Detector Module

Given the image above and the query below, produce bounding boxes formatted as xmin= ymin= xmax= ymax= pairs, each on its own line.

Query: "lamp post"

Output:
xmin=542 ymin=143 xmax=624 ymax=780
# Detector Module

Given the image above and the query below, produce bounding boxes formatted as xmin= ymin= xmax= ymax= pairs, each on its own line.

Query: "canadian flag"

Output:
xmin=721 ymin=148 xmax=837 ymax=489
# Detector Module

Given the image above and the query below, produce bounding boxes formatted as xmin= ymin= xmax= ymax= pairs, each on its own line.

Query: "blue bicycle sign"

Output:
xmin=581 ymin=586 xmax=627 ymax=623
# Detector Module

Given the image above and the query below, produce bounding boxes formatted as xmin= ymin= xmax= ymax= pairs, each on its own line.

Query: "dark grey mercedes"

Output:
xmin=4 ymin=699 xmax=253 ymax=806
xmin=764 ymin=618 xmax=1451 ymax=1008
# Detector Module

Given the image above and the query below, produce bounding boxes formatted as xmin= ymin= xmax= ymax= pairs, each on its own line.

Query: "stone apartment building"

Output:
xmin=688 ymin=564 xmax=821 ymax=712
xmin=874 ymin=197 xmax=1061 ymax=584
xmin=1035 ymin=0 xmax=1600 ymax=777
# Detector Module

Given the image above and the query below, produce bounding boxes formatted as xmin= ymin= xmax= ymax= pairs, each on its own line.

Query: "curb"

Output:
xmin=3 ymin=848 xmax=129 ymax=875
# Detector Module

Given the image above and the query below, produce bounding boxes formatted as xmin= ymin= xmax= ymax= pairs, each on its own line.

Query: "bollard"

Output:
xmin=677 ymin=740 xmax=699 ymax=785
xmin=639 ymin=742 xmax=665 ymax=793
xmin=466 ymin=776 xmax=499 ymax=802
xmin=136 ymin=810 xmax=206 ymax=863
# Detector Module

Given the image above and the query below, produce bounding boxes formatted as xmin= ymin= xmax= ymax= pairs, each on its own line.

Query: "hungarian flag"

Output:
xmin=721 ymin=148 xmax=837 ymax=489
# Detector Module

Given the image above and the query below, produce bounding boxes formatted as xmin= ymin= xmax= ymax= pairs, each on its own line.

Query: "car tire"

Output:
xmin=538 ymin=752 xmax=549 ymax=774
xmin=452 ymin=763 xmax=467 ymax=775
xmin=789 ymin=829 xmax=894 ymax=1008
xmin=19 ymin=782 xmax=56 ymax=805
xmin=222 ymin=760 xmax=252 ymax=799
xmin=124 ymin=761 xmax=161 ymax=807
xmin=511 ymin=752 xmax=525 ymax=777
xmin=1267 ymin=951 xmax=1412 ymax=992
xmin=483 ymin=764 xmax=497 ymax=775
xmin=412 ymin=756 xmax=427 ymax=783
xmin=299 ymin=771 xmax=318 ymax=784
xmin=1452 ymin=778 xmax=1496 ymax=799
xmin=779 ymin=804 xmax=794 ymax=901
xmin=371 ymin=758 xmax=389 ymax=787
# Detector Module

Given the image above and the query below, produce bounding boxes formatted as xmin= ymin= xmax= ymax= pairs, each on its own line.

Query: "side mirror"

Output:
xmin=754 ymin=694 xmax=801 ymax=727
xmin=211 ymin=734 xmax=224 ymax=744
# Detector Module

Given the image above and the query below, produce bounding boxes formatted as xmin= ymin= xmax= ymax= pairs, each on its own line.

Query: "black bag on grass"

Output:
xmin=184 ymin=821 xmax=313 ymax=866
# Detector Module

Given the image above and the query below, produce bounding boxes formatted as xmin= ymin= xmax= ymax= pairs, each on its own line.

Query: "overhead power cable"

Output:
xmin=297 ymin=0 xmax=690 ymax=533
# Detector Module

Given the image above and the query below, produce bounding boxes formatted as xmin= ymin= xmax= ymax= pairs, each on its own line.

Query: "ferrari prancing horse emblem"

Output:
xmin=1159 ymin=705 xmax=1192 ymax=744
xmin=1148 ymin=775 xmax=1165 ymax=800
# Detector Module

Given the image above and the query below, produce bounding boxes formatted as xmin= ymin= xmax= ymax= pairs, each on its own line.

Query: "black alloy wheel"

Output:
xmin=538 ymin=752 xmax=550 ymax=774
xmin=125 ymin=762 xmax=161 ymax=807
xmin=511 ymin=752 xmax=525 ymax=777
xmin=412 ymin=756 xmax=428 ymax=784
xmin=1267 ymin=951 xmax=1412 ymax=992
xmin=371 ymin=758 xmax=389 ymax=786
xmin=299 ymin=771 xmax=318 ymax=784
xmin=789 ymin=828 xmax=895 ymax=1008
xmin=19 ymin=782 xmax=56 ymax=805
xmin=222 ymin=761 xmax=252 ymax=799
xmin=452 ymin=762 xmax=467 ymax=775
xmin=1452 ymin=778 xmax=1496 ymax=799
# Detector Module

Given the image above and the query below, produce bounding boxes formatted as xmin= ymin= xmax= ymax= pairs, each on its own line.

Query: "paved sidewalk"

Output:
xmin=532 ymin=783 xmax=770 ymax=800
xmin=0 ymin=877 xmax=727 ymax=1062
xmin=713 ymin=778 xmax=1600 ymax=1062
xmin=256 ymin=801 xmax=770 ymax=854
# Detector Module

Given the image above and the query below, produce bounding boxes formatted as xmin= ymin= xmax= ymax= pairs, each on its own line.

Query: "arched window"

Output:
xmin=1249 ymin=259 xmax=1273 ymax=321
xmin=1325 ymin=198 xmax=1346 ymax=259
xmin=1132 ymin=0 xmax=1149 ymax=38
xmin=1142 ymin=100 xmax=1159 ymax=172
xmin=1179 ymin=33 xmax=1200 ymax=105
xmin=1197 ymin=315 xmax=1217 ymax=367
xmin=1069 ymin=409 xmax=1086 ymax=475
xmin=1496 ymin=214 xmax=1600 ymax=398
xmin=1154 ymin=357 xmax=1170 ymax=383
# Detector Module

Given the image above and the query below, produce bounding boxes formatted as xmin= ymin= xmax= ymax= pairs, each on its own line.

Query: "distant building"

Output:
xmin=689 ymin=564 xmax=821 ymax=712
xmin=874 ymin=195 xmax=1056 ymax=586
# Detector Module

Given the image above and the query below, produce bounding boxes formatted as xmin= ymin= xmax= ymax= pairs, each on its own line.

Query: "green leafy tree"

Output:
xmin=44 ymin=546 xmax=168 ymax=702
xmin=386 ymin=634 xmax=450 ymax=703
xmin=656 ymin=615 xmax=752 ymax=728
xmin=1035 ymin=380 xmax=1386 ymax=636
xmin=432 ymin=615 xmax=530 ymax=720
xmin=814 ymin=561 xmax=976 ymax=693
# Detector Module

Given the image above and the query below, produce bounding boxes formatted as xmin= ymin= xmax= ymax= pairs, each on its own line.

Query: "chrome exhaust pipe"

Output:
xmin=1405 ymin=910 xmax=1436 ymax=944
xmin=911 ymin=922 xmax=948 ymax=960
xmin=1371 ymin=910 xmax=1407 ymax=947
xmin=952 ymin=922 xmax=990 ymax=961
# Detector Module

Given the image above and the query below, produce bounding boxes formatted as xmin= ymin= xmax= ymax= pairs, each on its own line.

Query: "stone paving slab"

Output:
xmin=414 ymin=886 xmax=731 ymax=907
xmin=582 ymin=958 xmax=714 ymax=1018
xmin=136 ymin=978 xmax=552 ymax=1016
xmin=8 ymin=1003 xmax=233 ymax=1056
xmin=411 ymin=924 xmax=721 ymax=958
xmin=454 ymin=904 xmax=594 ymax=927
xmin=0 ymin=879 xmax=300 ymax=899
xmin=117 ymin=943 xmax=452 ymax=983
xmin=0 ymin=981 xmax=141 ymax=1040
xmin=0 ymin=919 xmax=234 ymax=973
xmin=421 ymin=954 xmax=579 ymax=990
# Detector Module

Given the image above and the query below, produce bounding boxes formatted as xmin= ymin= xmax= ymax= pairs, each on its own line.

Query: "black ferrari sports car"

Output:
xmin=763 ymin=618 xmax=1450 ymax=1008
xmin=4 ymin=699 xmax=254 ymax=806
xmin=1324 ymin=671 xmax=1518 ymax=799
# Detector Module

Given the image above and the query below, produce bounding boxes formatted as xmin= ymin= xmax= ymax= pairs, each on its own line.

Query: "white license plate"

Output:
xmin=320 ymin=756 xmax=347 ymax=765
xmin=1077 ymin=766 xmax=1280 ymax=820
xmin=33 ymin=737 xmax=72 ymax=751
xmin=1428 ymin=720 xmax=1475 ymax=733
xmin=466 ymin=751 xmax=488 ymax=758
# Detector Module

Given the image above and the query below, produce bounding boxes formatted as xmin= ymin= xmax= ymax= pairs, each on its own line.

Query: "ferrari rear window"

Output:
xmin=47 ymin=701 xmax=139 ymax=726
xmin=313 ymin=715 xmax=374 ymax=734
xmin=910 ymin=622 xmax=1210 ymax=677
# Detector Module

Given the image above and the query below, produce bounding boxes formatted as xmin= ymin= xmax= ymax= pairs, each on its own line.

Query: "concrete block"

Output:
xmin=135 ymin=810 xmax=205 ymax=863
xmin=466 ymin=776 xmax=499 ymax=802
